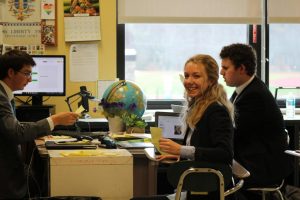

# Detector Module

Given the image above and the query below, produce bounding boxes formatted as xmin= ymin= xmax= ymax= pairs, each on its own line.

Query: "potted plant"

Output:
xmin=121 ymin=113 xmax=147 ymax=133
xmin=99 ymin=98 xmax=126 ymax=118
xmin=99 ymin=99 xmax=126 ymax=132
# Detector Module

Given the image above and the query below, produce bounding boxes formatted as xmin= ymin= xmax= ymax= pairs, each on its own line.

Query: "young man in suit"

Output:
xmin=0 ymin=50 xmax=79 ymax=199
xmin=219 ymin=43 xmax=292 ymax=200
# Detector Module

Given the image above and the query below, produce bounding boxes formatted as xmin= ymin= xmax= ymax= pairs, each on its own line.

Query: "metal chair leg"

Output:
xmin=262 ymin=191 xmax=266 ymax=200
xmin=275 ymin=190 xmax=285 ymax=200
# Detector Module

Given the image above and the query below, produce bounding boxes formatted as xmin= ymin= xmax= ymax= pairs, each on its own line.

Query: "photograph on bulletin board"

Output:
xmin=63 ymin=0 xmax=100 ymax=17
xmin=41 ymin=0 xmax=56 ymax=20
xmin=41 ymin=20 xmax=56 ymax=46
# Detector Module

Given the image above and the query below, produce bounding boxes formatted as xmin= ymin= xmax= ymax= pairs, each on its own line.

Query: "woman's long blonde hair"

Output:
xmin=183 ymin=54 xmax=234 ymax=130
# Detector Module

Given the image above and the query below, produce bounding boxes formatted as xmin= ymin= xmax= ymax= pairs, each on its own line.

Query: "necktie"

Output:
xmin=230 ymin=91 xmax=237 ymax=103
xmin=11 ymin=99 xmax=16 ymax=116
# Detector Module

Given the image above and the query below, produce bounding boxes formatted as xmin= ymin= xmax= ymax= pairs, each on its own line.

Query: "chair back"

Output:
xmin=167 ymin=160 xmax=232 ymax=193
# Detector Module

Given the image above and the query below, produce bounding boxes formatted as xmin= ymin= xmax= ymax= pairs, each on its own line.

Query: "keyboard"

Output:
xmin=51 ymin=130 xmax=108 ymax=139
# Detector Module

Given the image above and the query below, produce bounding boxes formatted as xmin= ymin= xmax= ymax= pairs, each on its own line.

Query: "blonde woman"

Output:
xmin=159 ymin=54 xmax=234 ymax=165
xmin=156 ymin=54 xmax=235 ymax=200
xmin=132 ymin=54 xmax=234 ymax=200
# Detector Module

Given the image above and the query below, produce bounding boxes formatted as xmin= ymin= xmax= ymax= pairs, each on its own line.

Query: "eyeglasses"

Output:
xmin=17 ymin=71 xmax=32 ymax=78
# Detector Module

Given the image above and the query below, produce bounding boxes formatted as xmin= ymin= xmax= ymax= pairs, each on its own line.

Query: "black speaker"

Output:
xmin=16 ymin=105 xmax=55 ymax=122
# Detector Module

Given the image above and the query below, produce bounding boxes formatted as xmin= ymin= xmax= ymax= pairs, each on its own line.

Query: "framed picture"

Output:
xmin=41 ymin=20 xmax=56 ymax=46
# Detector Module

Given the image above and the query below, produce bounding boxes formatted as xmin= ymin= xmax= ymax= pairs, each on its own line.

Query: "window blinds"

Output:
xmin=118 ymin=0 xmax=300 ymax=24
xmin=118 ymin=0 xmax=261 ymax=24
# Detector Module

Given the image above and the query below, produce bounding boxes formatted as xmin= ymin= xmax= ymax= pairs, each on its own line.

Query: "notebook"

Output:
xmin=116 ymin=140 xmax=154 ymax=149
xmin=45 ymin=141 xmax=98 ymax=149
xmin=154 ymin=112 xmax=184 ymax=141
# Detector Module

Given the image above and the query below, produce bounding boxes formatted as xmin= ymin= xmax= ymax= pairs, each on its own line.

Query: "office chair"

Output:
xmin=247 ymin=179 xmax=285 ymax=200
xmin=246 ymin=129 xmax=289 ymax=200
xmin=167 ymin=160 xmax=250 ymax=200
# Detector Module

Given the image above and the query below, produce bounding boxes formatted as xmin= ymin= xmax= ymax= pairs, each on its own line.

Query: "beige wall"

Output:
xmin=19 ymin=0 xmax=117 ymax=118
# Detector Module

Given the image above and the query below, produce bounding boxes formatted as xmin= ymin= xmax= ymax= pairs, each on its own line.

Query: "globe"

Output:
xmin=101 ymin=80 xmax=147 ymax=118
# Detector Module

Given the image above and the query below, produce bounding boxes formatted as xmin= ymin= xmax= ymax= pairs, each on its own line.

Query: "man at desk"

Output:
xmin=220 ymin=43 xmax=292 ymax=199
xmin=0 ymin=50 xmax=79 ymax=199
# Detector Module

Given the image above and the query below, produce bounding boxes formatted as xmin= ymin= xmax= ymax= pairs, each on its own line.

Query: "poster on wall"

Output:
xmin=41 ymin=0 xmax=55 ymax=19
xmin=63 ymin=0 xmax=101 ymax=42
xmin=0 ymin=2 xmax=3 ymax=22
xmin=2 ymin=44 xmax=45 ymax=55
xmin=2 ymin=0 xmax=42 ymax=47
xmin=1 ymin=0 xmax=57 ymax=48
xmin=4 ymin=0 xmax=41 ymax=22
xmin=0 ymin=2 xmax=4 ymax=49
xmin=41 ymin=20 xmax=56 ymax=45
xmin=70 ymin=43 xmax=99 ymax=82
xmin=2 ymin=22 xmax=41 ymax=45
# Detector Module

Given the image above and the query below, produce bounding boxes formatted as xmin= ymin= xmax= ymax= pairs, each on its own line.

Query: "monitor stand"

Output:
xmin=32 ymin=96 xmax=43 ymax=106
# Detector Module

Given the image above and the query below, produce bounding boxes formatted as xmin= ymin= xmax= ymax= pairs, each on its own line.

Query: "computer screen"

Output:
xmin=13 ymin=55 xmax=66 ymax=105
xmin=155 ymin=112 xmax=184 ymax=140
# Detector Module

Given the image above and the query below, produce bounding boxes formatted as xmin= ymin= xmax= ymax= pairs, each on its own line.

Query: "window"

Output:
xmin=119 ymin=24 xmax=248 ymax=107
xmin=269 ymin=24 xmax=300 ymax=102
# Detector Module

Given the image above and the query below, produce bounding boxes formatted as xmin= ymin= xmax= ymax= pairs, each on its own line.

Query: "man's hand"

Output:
xmin=51 ymin=112 xmax=80 ymax=126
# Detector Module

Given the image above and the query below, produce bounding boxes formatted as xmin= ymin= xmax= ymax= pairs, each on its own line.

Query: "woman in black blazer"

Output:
xmin=132 ymin=55 xmax=234 ymax=200
xmin=158 ymin=54 xmax=235 ymax=200
xmin=159 ymin=54 xmax=234 ymax=164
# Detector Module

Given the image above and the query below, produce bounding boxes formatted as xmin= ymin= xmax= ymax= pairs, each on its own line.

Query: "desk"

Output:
xmin=49 ymin=149 xmax=132 ymax=199
xmin=42 ymin=112 xmax=300 ymax=190
xmin=35 ymin=139 xmax=158 ymax=198
xmin=284 ymin=115 xmax=300 ymax=186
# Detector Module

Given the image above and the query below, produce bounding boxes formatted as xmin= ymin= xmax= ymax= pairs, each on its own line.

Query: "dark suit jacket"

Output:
xmin=232 ymin=77 xmax=292 ymax=187
xmin=0 ymin=84 xmax=51 ymax=199
xmin=183 ymin=102 xmax=234 ymax=165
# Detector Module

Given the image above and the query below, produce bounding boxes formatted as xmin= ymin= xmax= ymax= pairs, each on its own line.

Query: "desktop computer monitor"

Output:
xmin=13 ymin=55 xmax=66 ymax=105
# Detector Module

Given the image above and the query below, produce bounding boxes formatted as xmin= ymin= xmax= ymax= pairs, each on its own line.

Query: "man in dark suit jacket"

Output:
xmin=219 ymin=43 xmax=292 ymax=199
xmin=0 ymin=50 xmax=79 ymax=199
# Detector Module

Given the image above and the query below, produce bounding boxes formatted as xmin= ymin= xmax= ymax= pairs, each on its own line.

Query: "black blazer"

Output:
xmin=232 ymin=77 xmax=292 ymax=186
xmin=0 ymin=84 xmax=51 ymax=199
xmin=183 ymin=102 xmax=234 ymax=165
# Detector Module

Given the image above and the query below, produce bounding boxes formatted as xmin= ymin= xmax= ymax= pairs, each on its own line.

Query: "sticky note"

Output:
xmin=75 ymin=105 xmax=85 ymax=115
xmin=150 ymin=127 xmax=170 ymax=155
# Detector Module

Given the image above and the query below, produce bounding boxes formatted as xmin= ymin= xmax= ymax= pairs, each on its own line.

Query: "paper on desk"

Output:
xmin=150 ymin=127 xmax=170 ymax=155
xmin=111 ymin=133 xmax=151 ymax=140
xmin=60 ymin=150 xmax=120 ymax=157
xmin=75 ymin=105 xmax=85 ymax=115
xmin=43 ymin=135 xmax=77 ymax=142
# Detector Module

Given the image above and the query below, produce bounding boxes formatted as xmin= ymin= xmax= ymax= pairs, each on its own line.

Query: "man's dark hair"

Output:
xmin=0 ymin=50 xmax=36 ymax=80
xmin=220 ymin=43 xmax=257 ymax=76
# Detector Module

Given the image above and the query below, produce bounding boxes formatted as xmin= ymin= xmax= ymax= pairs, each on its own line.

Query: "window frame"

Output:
xmin=117 ymin=24 xmax=262 ymax=109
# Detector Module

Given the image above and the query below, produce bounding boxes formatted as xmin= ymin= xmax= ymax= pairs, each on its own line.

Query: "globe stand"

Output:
xmin=107 ymin=116 xmax=125 ymax=133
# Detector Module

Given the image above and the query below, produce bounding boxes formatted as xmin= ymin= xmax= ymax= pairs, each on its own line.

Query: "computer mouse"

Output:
xmin=99 ymin=136 xmax=117 ymax=149
xmin=76 ymin=135 xmax=93 ymax=141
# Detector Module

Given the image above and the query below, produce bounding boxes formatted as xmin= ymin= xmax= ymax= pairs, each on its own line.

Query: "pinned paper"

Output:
xmin=75 ymin=105 xmax=85 ymax=115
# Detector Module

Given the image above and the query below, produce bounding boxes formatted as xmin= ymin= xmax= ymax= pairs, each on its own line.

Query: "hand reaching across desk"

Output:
xmin=51 ymin=112 xmax=80 ymax=126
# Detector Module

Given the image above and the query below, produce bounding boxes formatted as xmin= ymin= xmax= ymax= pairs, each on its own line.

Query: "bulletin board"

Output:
xmin=0 ymin=0 xmax=57 ymax=55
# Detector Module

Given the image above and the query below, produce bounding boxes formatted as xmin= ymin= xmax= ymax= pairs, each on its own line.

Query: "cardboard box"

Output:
xmin=49 ymin=149 xmax=133 ymax=200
